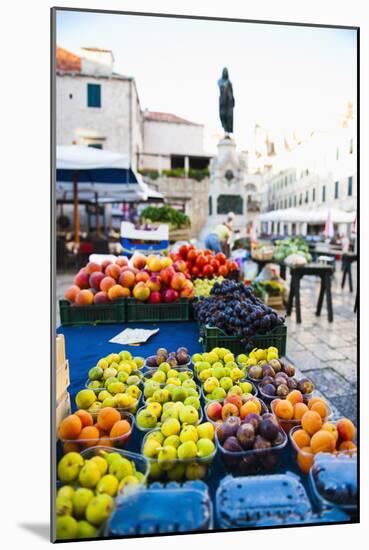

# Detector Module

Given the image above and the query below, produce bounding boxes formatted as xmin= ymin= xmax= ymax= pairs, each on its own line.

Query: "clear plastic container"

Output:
xmin=308 ymin=452 xmax=358 ymax=513
xmin=216 ymin=473 xmax=312 ymax=528
xmin=143 ymin=359 xmax=192 ymax=370
xmin=270 ymin=398 xmax=332 ymax=434
xmin=136 ymin=404 xmax=203 ymax=433
xmin=141 ymin=427 xmax=216 ymax=481
xmin=105 ymin=480 xmax=212 ymax=535
xmin=289 ymin=424 xmax=357 ymax=475
xmin=201 ymin=380 xmax=258 ymax=405
xmin=258 ymin=384 xmax=313 ymax=406
xmin=60 ymin=411 xmax=134 ymax=454
xmin=82 ymin=383 xmax=142 ymax=414
xmin=143 ymin=368 xmax=194 ymax=383
xmin=142 ymin=384 xmax=201 ymax=406
xmin=215 ymin=424 xmax=287 ymax=475
xmin=204 ymin=396 xmax=268 ymax=426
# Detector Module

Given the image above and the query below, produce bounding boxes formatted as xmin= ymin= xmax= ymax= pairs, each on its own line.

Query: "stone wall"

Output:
xmin=146 ymin=176 xmax=210 ymax=240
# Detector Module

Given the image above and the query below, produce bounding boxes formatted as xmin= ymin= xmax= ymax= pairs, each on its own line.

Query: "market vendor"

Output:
xmin=204 ymin=212 xmax=235 ymax=255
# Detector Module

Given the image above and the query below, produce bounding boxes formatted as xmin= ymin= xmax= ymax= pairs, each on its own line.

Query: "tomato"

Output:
xmin=227 ymin=261 xmax=239 ymax=272
xmin=203 ymin=264 xmax=214 ymax=278
xmin=210 ymin=259 xmax=220 ymax=272
xmin=187 ymin=249 xmax=197 ymax=262
xmin=196 ymin=254 xmax=208 ymax=269
xmin=191 ymin=266 xmax=200 ymax=277
xmin=218 ymin=265 xmax=229 ymax=277
xmin=203 ymin=249 xmax=213 ymax=256
xmin=178 ymin=244 xmax=189 ymax=260
xmin=215 ymin=252 xmax=227 ymax=265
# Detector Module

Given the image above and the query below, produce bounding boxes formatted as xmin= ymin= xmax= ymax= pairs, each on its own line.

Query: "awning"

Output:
xmin=258 ymin=207 xmax=356 ymax=224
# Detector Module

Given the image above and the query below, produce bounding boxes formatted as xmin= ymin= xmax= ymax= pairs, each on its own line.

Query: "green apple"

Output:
xmin=117 ymin=371 xmax=129 ymax=384
xmin=177 ymin=440 xmax=197 ymax=459
xmin=77 ymin=520 xmax=98 ymax=539
xmin=78 ymin=462 xmax=101 ymax=489
xmin=57 ymin=452 xmax=84 ymax=483
xmin=179 ymin=405 xmax=199 ymax=425
xmin=56 ymin=516 xmax=78 ymax=540
xmin=72 ymin=488 xmax=94 ymax=518
xmin=75 ymin=389 xmax=96 ymax=410
xmin=56 ymin=495 xmax=73 ymax=517
xmin=96 ymin=474 xmax=118 ymax=497
xmin=86 ymin=494 xmax=114 ymax=527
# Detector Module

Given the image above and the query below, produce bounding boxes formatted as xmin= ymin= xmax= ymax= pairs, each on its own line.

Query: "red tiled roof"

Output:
xmin=56 ymin=46 xmax=81 ymax=73
xmin=144 ymin=111 xmax=199 ymax=126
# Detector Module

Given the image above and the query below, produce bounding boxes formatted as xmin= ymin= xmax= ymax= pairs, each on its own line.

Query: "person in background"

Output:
xmin=341 ymin=233 xmax=350 ymax=253
xmin=205 ymin=212 xmax=235 ymax=256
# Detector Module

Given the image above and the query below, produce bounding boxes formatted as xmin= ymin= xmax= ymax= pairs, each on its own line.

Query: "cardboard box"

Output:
xmin=56 ymin=391 xmax=71 ymax=429
xmin=56 ymin=359 xmax=70 ymax=401
xmin=56 ymin=334 xmax=66 ymax=369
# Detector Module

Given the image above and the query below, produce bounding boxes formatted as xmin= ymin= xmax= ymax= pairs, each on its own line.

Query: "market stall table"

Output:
xmin=341 ymin=253 xmax=357 ymax=292
xmin=56 ymin=320 xmax=354 ymax=528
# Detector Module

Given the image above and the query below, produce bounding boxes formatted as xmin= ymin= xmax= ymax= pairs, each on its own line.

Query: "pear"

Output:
xmin=163 ymin=435 xmax=181 ymax=448
xmin=89 ymin=456 xmax=108 ymax=476
xmin=57 ymin=452 xmax=84 ymax=483
xmin=101 ymin=451 xmax=123 ymax=467
xmin=143 ymin=438 xmax=161 ymax=458
xmin=55 ymin=495 xmax=73 ymax=517
xmin=96 ymin=474 xmax=118 ymax=497
xmin=180 ymin=425 xmax=198 ymax=443
xmin=86 ymin=494 xmax=114 ymax=527
xmin=146 ymin=431 xmax=165 ymax=444
xmin=157 ymin=445 xmax=177 ymax=470
xmin=185 ymin=463 xmax=207 ymax=480
xmin=77 ymin=520 xmax=98 ymax=539
xmin=72 ymin=488 xmax=94 ymax=518
xmin=177 ymin=440 xmax=197 ymax=460
xmin=179 ymin=405 xmax=199 ymax=425
xmin=167 ymin=462 xmax=186 ymax=481
xmin=136 ymin=409 xmax=157 ymax=430
xmin=78 ymin=462 xmax=101 ymax=489
xmin=196 ymin=422 xmax=214 ymax=441
xmin=108 ymin=457 xmax=133 ymax=481
xmin=57 ymin=485 xmax=75 ymax=500
xmin=56 ymin=516 xmax=79 ymax=540
xmin=75 ymin=389 xmax=96 ymax=409
xmin=118 ymin=475 xmax=140 ymax=492
xmin=196 ymin=438 xmax=215 ymax=458
xmin=161 ymin=418 xmax=181 ymax=437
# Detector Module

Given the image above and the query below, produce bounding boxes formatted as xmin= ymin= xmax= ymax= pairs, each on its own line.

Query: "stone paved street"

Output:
xmin=56 ymin=260 xmax=358 ymax=422
xmin=285 ymin=261 xmax=357 ymax=423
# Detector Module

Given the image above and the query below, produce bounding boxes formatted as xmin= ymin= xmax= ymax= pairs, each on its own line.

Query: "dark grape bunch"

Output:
xmin=194 ymin=280 xmax=285 ymax=345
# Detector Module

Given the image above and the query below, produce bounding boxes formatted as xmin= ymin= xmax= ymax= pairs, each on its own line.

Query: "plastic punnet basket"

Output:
xmin=136 ymin=404 xmax=203 ymax=433
xmin=270 ymin=398 xmax=332 ymax=434
xmin=204 ymin=396 xmax=267 ymax=425
xmin=126 ymin=298 xmax=189 ymax=322
xmin=201 ymin=380 xmax=258 ymax=405
xmin=200 ymin=324 xmax=287 ymax=356
xmin=59 ymin=299 xmax=126 ymax=326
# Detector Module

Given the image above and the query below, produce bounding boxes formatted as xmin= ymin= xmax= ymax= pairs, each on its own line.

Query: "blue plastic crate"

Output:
xmin=105 ymin=481 xmax=213 ymax=535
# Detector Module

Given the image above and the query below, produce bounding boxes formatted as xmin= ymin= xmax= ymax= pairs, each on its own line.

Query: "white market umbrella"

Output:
xmin=324 ymin=209 xmax=335 ymax=239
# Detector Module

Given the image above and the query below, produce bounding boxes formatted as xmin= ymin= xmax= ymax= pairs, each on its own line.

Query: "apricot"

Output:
xmin=338 ymin=440 xmax=357 ymax=453
xmin=75 ymin=289 xmax=94 ymax=306
xmin=108 ymin=284 xmax=130 ymax=301
xmin=310 ymin=400 xmax=328 ymax=420
xmin=110 ymin=419 xmax=131 ymax=439
xmin=247 ymin=396 xmax=262 ymax=414
xmin=292 ymin=429 xmax=311 ymax=449
xmin=75 ymin=410 xmax=93 ymax=428
xmin=337 ymin=418 xmax=356 ymax=442
xmin=307 ymin=397 xmax=325 ymax=410
xmin=239 ymin=401 xmax=258 ymax=417
xmin=97 ymin=407 xmax=121 ymax=432
xmin=310 ymin=430 xmax=336 ymax=454
xmin=293 ymin=402 xmax=309 ymax=420
xmin=64 ymin=285 xmax=80 ymax=303
xmin=297 ymin=446 xmax=314 ymax=474
xmin=77 ymin=426 xmax=100 ymax=447
xmin=321 ymin=422 xmax=339 ymax=443
xmin=58 ymin=414 xmax=82 ymax=440
xmin=301 ymin=410 xmax=322 ymax=435
xmin=287 ymin=390 xmax=303 ymax=406
xmin=275 ymin=399 xmax=294 ymax=420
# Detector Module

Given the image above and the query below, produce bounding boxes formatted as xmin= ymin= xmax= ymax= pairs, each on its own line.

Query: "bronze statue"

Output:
xmin=218 ymin=67 xmax=235 ymax=134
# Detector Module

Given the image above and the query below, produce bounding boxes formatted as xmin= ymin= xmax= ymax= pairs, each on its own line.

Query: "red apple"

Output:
xmin=196 ymin=255 xmax=208 ymax=269
xmin=203 ymin=264 xmax=214 ymax=278
xmin=159 ymin=267 xmax=174 ymax=286
xmin=163 ymin=288 xmax=179 ymax=303
xmin=178 ymin=244 xmax=189 ymax=259
xmin=148 ymin=291 xmax=162 ymax=304
xmin=187 ymin=249 xmax=198 ymax=262
xmin=206 ymin=402 xmax=223 ymax=422
xmin=173 ymin=259 xmax=187 ymax=273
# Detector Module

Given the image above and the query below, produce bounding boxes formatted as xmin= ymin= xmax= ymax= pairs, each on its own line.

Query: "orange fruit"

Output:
xmin=301 ymin=410 xmax=322 ymax=435
xmin=75 ymin=409 xmax=93 ymax=427
xmin=321 ymin=422 xmax=339 ymax=443
xmin=310 ymin=400 xmax=328 ymax=420
xmin=97 ymin=407 xmax=121 ymax=431
xmin=58 ymin=414 xmax=82 ymax=440
xmin=275 ymin=400 xmax=294 ymax=420
xmin=287 ymin=390 xmax=303 ymax=406
xmin=292 ymin=429 xmax=311 ymax=449
xmin=310 ymin=430 xmax=336 ymax=454
xmin=293 ymin=402 xmax=309 ymax=420
xmin=77 ymin=426 xmax=100 ymax=447
xmin=110 ymin=419 xmax=131 ymax=439
xmin=307 ymin=397 xmax=325 ymax=410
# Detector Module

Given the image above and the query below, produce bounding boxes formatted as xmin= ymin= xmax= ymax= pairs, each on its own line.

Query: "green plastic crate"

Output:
xmin=59 ymin=299 xmax=126 ymax=326
xmin=200 ymin=324 xmax=287 ymax=355
xmin=126 ymin=298 xmax=190 ymax=323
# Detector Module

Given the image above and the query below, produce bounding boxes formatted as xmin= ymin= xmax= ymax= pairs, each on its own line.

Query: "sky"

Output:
xmin=56 ymin=10 xmax=357 ymax=154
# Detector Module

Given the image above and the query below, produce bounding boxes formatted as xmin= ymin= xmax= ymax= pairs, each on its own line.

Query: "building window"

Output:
xmin=284 ymin=176 xmax=287 ymax=187
xmin=348 ymin=176 xmax=353 ymax=196
xmin=334 ymin=181 xmax=339 ymax=199
xmin=217 ymin=194 xmax=243 ymax=215
xmin=88 ymin=143 xmax=103 ymax=149
xmin=299 ymin=194 xmax=302 ymax=205
xmin=289 ymin=197 xmax=292 ymax=207
xmin=208 ymin=196 xmax=212 ymax=216
xmin=294 ymin=196 xmax=297 ymax=207
xmin=322 ymin=185 xmax=326 ymax=203
xmin=305 ymin=191 xmax=309 ymax=204
xmin=312 ymin=188 xmax=316 ymax=202
xmin=87 ymin=83 xmax=101 ymax=108
xmin=284 ymin=199 xmax=287 ymax=208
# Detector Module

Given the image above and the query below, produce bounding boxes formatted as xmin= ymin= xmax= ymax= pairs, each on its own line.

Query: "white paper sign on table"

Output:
xmin=109 ymin=328 xmax=159 ymax=345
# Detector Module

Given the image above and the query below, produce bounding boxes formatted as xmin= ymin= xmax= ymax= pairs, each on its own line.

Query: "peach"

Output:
xmin=337 ymin=418 xmax=356 ymax=442
xmin=301 ymin=410 xmax=322 ymax=435
xmin=171 ymin=273 xmax=186 ymax=291
xmin=147 ymin=275 xmax=161 ymax=292
xmin=105 ymin=264 xmax=121 ymax=280
xmin=307 ymin=397 xmax=325 ymax=410
xmin=85 ymin=262 xmax=101 ymax=275
xmin=135 ymin=271 xmax=150 ymax=283
xmin=310 ymin=400 xmax=329 ymax=420
xmin=132 ymin=253 xmax=147 ymax=270
xmin=115 ymin=256 xmax=128 ymax=267
xmin=321 ymin=422 xmax=339 ymax=442
xmin=310 ymin=430 xmax=336 ymax=454
xmin=240 ymin=401 xmax=258 ymax=417
xmin=110 ymin=419 xmax=131 ymax=439
xmin=147 ymin=256 xmax=162 ymax=272
xmin=78 ymin=426 xmax=100 ymax=447
xmin=64 ymin=285 xmax=80 ymax=303
xmin=206 ymin=401 xmax=223 ymax=421
xmin=108 ymin=284 xmax=130 ymax=301
xmin=224 ymin=394 xmax=243 ymax=410
xmin=161 ymin=257 xmax=173 ymax=268
xmin=101 ymin=260 xmax=112 ymax=272
xmin=159 ymin=267 xmax=175 ymax=285
xmin=247 ymin=396 xmax=262 ymax=414
xmin=275 ymin=399 xmax=294 ymax=420
xmin=292 ymin=429 xmax=311 ymax=449
xmin=293 ymin=402 xmax=309 ymax=420
xmin=118 ymin=270 xmax=136 ymax=289
xmin=133 ymin=282 xmax=150 ymax=302
xmin=221 ymin=403 xmax=239 ymax=420
xmin=297 ymin=446 xmax=314 ymax=474
xmin=100 ymin=276 xmax=116 ymax=293
xmin=338 ymin=440 xmax=357 ymax=453
xmin=75 ymin=289 xmax=94 ymax=306
xmin=94 ymin=291 xmax=110 ymax=304
xmin=75 ymin=410 xmax=93 ymax=428
xmin=97 ymin=407 xmax=121 ymax=431
xmin=89 ymin=271 xmax=105 ymax=290
xmin=74 ymin=270 xmax=89 ymax=289
xmin=59 ymin=414 xmax=82 ymax=440
xmin=286 ymin=390 xmax=303 ymax=406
